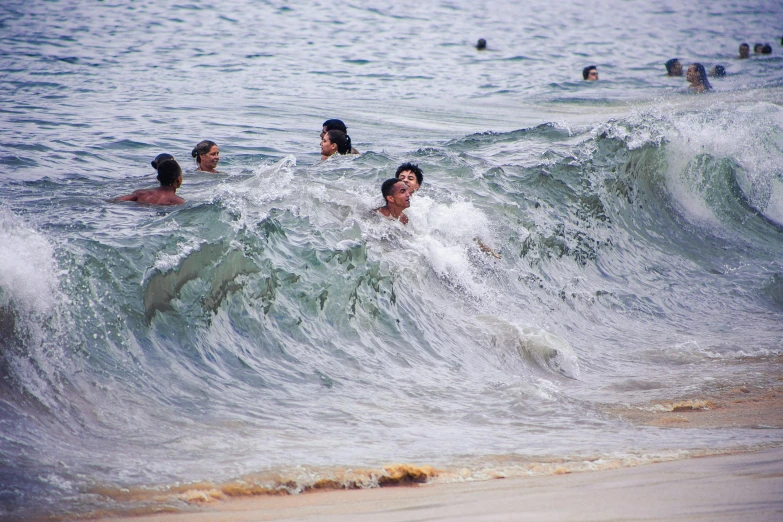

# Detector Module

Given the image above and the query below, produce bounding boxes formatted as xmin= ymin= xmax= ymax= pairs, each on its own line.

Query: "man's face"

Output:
xmin=671 ymin=61 xmax=683 ymax=76
xmin=386 ymin=182 xmax=410 ymax=208
xmin=397 ymin=170 xmax=420 ymax=192
xmin=586 ymin=68 xmax=598 ymax=81
xmin=739 ymin=45 xmax=750 ymax=58
xmin=320 ymin=126 xmax=328 ymax=139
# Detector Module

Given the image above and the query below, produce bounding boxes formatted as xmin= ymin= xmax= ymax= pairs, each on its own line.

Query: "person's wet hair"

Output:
xmin=754 ymin=43 xmax=764 ymax=53
xmin=322 ymin=119 xmax=348 ymax=133
xmin=761 ymin=44 xmax=772 ymax=54
xmin=395 ymin=162 xmax=423 ymax=186
xmin=151 ymin=153 xmax=174 ymax=170
xmin=156 ymin=159 xmax=182 ymax=187
xmin=665 ymin=58 xmax=681 ymax=76
xmin=739 ymin=43 xmax=750 ymax=58
xmin=381 ymin=178 xmax=403 ymax=199
xmin=326 ymin=129 xmax=351 ymax=155
xmin=191 ymin=140 xmax=217 ymax=165
xmin=691 ymin=63 xmax=713 ymax=91
xmin=583 ymin=65 xmax=597 ymax=80
xmin=476 ymin=38 xmax=487 ymax=50
xmin=710 ymin=65 xmax=726 ymax=77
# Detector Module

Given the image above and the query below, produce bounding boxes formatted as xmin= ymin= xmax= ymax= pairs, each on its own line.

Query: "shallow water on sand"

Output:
xmin=1 ymin=0 xmax=783 ymax=518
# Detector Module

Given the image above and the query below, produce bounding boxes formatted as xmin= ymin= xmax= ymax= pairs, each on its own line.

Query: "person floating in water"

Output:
xmin=709 ymin=65 xmax=726 ymax=78
xmin=375 ymin=178 xmax=410 ymax=224
xmin=191 ymin=140 xmax=220 ymax=173
xmin=321 ymin=119 xmax=359 ymax=154
xmin=738 ymin=43 xmax=750 ymax=59
xmin=396 ymin=162 xmax=423 ymax=193
xmin=583 ymin=65 xmax=598 ymax=81
xmin=476 ymin=38 xmax=487 ymax=50
xmin=754 ymin=43 xmax=764 ymax=54
xmin=665 ymin=58 xmax=683 ymax=76
xmin=320 ymin=129 xmax=352 ymax=160
xmin=686 ymin=63 xmax=712 ymax=93
xmin=117 ymin=158 xmax=184 ymax=205
xmin=151 ymin=152 xmax=174 ymax=170
xmin=761 ymin=43 xmax=772 ymax=54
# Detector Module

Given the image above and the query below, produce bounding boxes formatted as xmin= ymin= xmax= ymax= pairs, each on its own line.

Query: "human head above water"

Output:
xmin=476 ymin=38 xmax=487 ymax=50
xmin=151 ymin=153 xmax=174 ymax=170
xmin=395 ymin=162 xmax=423 ymax=192
xmin=754 ymin=43 xmax=764 ymax=54
xmin=709 ymin=65 xmax=726 ymax=77
xmin=761 ymin=44 xmax=772 ymax=54
xmin=739 ymin=43 xmax=750 ymax=58
xmin=191 ymin=140 xmax=219 ymax=172
xmin=321 ymin=119 xmax=348 ymax=138
xmin=156 ymin=159 xmax=182 ymax=187
xmin=321 ymin=129 xmax=351 ymax=157
xmin=583 ymin=65 xmax=598 ymax=81
xmin=665 ymin=58 xmax=683 ymax=76
xmin=686 ymin=63 xmax=712 ymax=92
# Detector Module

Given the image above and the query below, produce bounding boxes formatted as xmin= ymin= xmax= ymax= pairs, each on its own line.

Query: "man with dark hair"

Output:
xmin=476 ymin=38 xmax=487 ymax=50
xmin=395 ymin=162 xmax=423 ymax=193
xmin=754 ymin=43 xmax=764 ymax=54
xmin=665 ymin=58 xmax=683 ymax=76
xmin=117 ymin=159 xmax=184 ymax=205
xmin=375 ymin=178 xmax=410 ymax=224
xmin=739 ymin=43 xmax=750 ymax=59
xmin=583 ymin=65 xmax=598 ymax=81
xmin=321 ymin=119 xmax=359 ymax=153
xmin=709 ymin=65 xmax=726 ymax=77
xmin=761 ymin=43 xmax=772 ymax=54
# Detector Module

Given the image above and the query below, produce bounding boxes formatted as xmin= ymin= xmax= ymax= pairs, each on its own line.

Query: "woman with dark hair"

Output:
xmin=320 ymin=130 xmax=352 ymax=160
xmin=191 ymin=140 xmax=220 ymax=172
xmin=686 ymin=63 xmax=712 ymax=93
xmin=320 ymin=119 xmax=359 ymax=154
xmin=116 ymin=159 xmax=184 ymax=205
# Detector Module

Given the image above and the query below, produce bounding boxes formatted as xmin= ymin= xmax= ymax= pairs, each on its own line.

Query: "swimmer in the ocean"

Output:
xmin=665 ymin=58 xmax=683 ymax=76
xmin=476 ymin=38 xmax=487 ymax=50
xmin=320 ymin=129 xmax=352 ymax=160
xmin=151 ymin=152 xmax=174 ymax=170
xmin=396 ymin=162 xmax=423 ymax=193
xmin=583 ymin=65 xmax=598 ymax=81
xmin=686 ymin=63 xmax=712 ymax=93
xmin=738 ymin=43 xmax=750 ymax=59
xmin=191 ymin=140 xmax=220 ymax=173
xmin=116 ymin=158 xmax=184 ymax=205
xmin=321 ymin=119 xmax=359 ymax=154
xmin=375 ymin=178 xmax=410 ymax=224
xmin=709 ymin=65 xmax=726 ymax=77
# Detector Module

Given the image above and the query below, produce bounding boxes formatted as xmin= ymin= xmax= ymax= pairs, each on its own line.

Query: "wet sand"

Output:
xmin=95 ymin=446 xmax=783 ymax=522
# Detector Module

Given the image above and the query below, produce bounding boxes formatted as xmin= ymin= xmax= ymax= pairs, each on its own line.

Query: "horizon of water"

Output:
xmin=2 ymin=0 xmax=783 ymax=519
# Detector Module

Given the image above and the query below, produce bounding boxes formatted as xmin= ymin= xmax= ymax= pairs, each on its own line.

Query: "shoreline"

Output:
xmin=92 ymin=445 xmax=783 ymax=522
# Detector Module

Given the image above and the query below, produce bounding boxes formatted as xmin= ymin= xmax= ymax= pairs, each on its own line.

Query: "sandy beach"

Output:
xmin=94 ymin=445 xmax=783 ymax=522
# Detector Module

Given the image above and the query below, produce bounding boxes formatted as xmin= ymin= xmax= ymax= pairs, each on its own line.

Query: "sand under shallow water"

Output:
xmin=91 ymin=446 xmax=783 ymax=522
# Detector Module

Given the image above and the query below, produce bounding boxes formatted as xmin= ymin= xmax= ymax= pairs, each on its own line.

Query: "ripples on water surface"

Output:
xmin=2 ymin=0 xmax=783 ymax=519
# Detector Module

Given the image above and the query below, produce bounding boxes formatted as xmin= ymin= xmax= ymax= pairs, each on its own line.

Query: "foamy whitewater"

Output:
xmin=2 ymin=0 xmax=783 ymax=518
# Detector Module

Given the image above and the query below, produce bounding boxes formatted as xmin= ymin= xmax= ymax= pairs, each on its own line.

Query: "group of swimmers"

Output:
xmin=116 ymin=120 xmax=424 ymax=225
xmin=580 ymin=40 xmax=777 ymax=93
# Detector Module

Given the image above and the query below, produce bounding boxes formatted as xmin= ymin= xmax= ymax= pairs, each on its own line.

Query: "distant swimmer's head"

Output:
xmin=686 ymin=63 xmax=712 ymax=93
xmin=321 ymin=129 xmax=351 ymax=159
xmin=739 ymin=43 xmax=750 ymax=59
xmin=476 ymin=38 xmax=487 ymax=50
xmin=151 ymin=153 xmax=174 ymax=170
xmin=191 ymin=140 xmax=219 ymax=173
xmin=321 ymin=119 xmax=348 ymax=139
xmin=395 ymin=162 xmax=423 ymax=193
xmin=156 ymin=159 xmax=183 ymax=188
xmin=754 ymin=43 xmax=764 ymax=54
xmin=381 ymin=178 xmax=410 ymax=209
xmin=761 ymin=44 xmax=772 ymax=54
xmin=665 ymin=58 xmax=683 ymax=76
xmin=709 ymin=65 xmax=726 ymax=77
xmin=583 ymin=65 xmax=598 ymax=81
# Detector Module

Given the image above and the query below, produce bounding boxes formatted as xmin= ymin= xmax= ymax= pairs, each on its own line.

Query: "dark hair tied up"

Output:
xmin=191 ymin=140 xmax=217 ymax=165
xmin=326 ymin=130 xmax=351 ymax=155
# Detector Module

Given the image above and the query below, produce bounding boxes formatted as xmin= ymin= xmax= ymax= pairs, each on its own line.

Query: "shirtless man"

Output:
xmin=117 ymin=158 xmax=184 ymax=205
xmin=375 ymin=178 xmax=410 ymax=224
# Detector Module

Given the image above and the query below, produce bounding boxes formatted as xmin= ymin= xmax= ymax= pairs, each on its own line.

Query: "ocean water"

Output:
xmin=2 ymin=0 xmax=783 ymax=518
